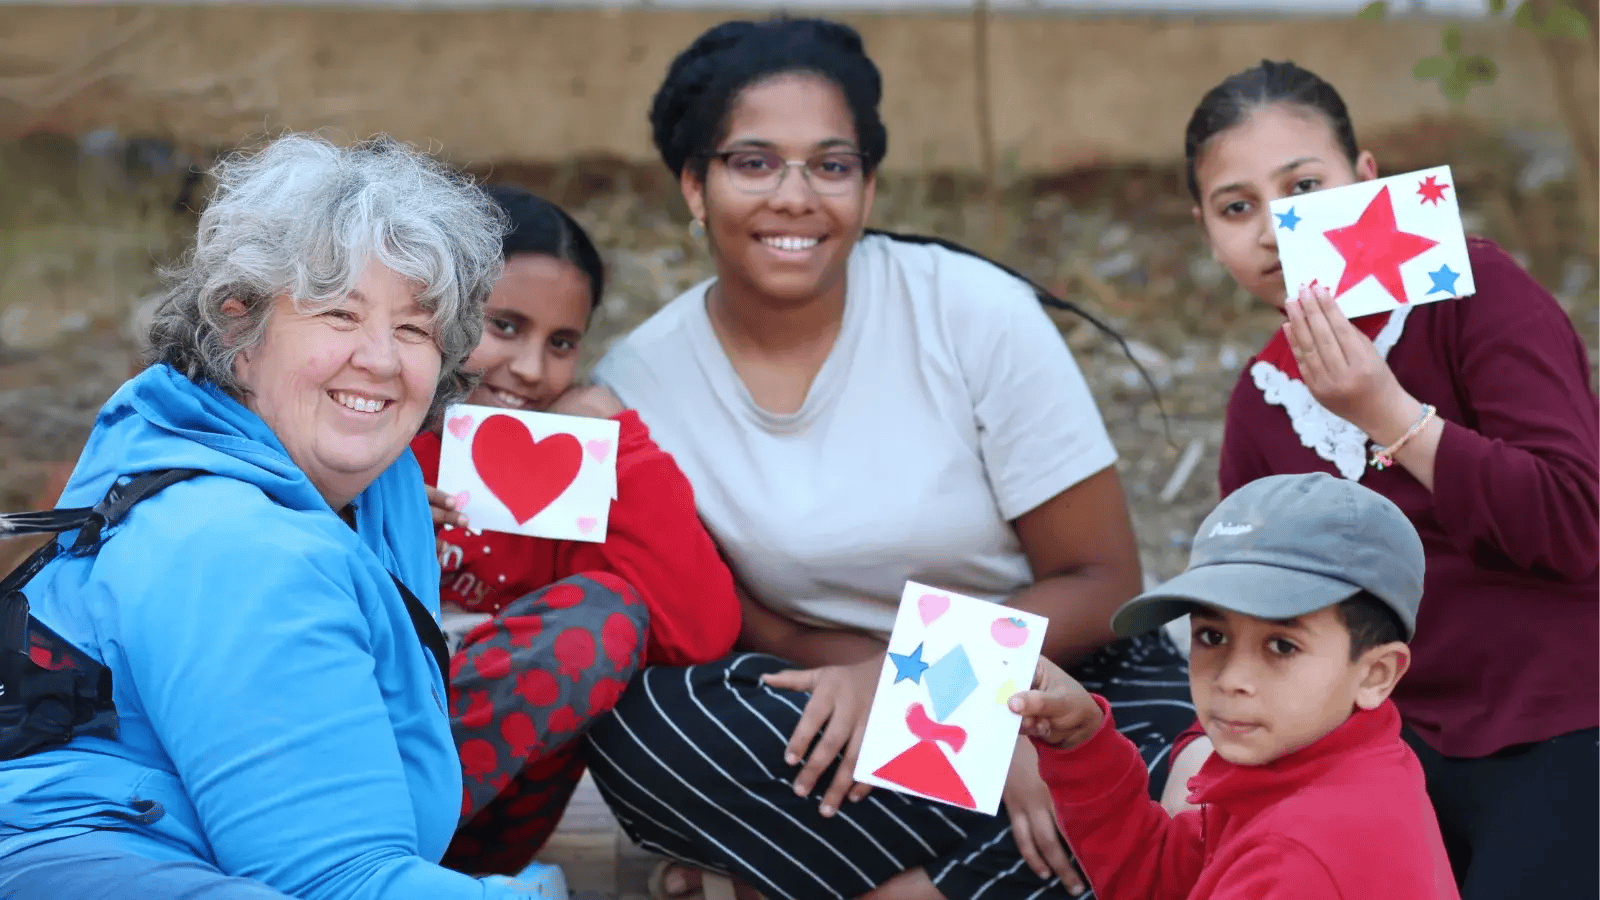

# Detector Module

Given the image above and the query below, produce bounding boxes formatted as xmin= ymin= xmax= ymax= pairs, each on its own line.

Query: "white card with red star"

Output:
xmin=1271 ymin=165 xmax=1475 ymax=319
xmin=437 ymin=403 xmax=618 ymax=543
xmin=852 ymin=582 xmax=1048 ymax=816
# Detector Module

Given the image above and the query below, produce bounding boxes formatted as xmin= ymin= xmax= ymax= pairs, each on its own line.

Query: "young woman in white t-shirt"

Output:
xmin=583 ymin=17 xmax=1192 ymax=900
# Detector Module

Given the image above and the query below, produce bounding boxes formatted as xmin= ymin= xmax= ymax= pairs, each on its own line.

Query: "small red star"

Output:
xmin=1416 ymin=175 xmax=1451 ymax=206
xmin=1323 ymin=185 xmax=1439 ymax=304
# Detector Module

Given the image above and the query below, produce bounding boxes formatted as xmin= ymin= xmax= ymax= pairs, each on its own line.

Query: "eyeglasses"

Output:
xmin=707 ymin=149 xmax=866 ymax=196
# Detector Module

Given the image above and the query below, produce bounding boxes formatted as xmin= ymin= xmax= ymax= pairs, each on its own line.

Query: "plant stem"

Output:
xmin=971 ymin=0 xmax=1002 ymax=255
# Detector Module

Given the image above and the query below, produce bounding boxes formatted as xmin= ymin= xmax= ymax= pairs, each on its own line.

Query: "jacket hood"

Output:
xmin=59 ymin=363 xmax=330 ymax=514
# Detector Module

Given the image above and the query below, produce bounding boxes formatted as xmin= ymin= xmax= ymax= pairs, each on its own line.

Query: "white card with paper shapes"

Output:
xmin=437 ymin=404 xmax=617 ymax=542
xmin=1271 ymin=165 xmax=1475 ymax=319
xmin=852 ymin=581 xmax=1048 ymax=815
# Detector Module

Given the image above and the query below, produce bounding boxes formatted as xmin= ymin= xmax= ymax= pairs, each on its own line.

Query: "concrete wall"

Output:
xmin=0 ymin=5 xmax=1585 ymax=171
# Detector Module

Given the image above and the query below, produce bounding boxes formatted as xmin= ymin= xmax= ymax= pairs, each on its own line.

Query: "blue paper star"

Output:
xmin=888 ymin=643 xmax=930 ymax=684
xmin=1275 ymin=206 xmax=1301 ymax=231
xmin=1426 ymin=264 xmax=1460 ymax=296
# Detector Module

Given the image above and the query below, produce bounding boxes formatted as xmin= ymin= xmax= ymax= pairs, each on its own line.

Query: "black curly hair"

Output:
xmin=1183 ymin=60 xmax=1360 ymax=202
xmin=648 ymin=16 xmax=887 ymax=180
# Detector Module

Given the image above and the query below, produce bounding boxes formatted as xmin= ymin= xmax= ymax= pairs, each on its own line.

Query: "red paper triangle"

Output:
xmin=872 ymin=740 xmax=976 ymax=809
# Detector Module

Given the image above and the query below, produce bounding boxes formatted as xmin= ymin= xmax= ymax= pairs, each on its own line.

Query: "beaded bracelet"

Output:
xmin=1370 ymin=404 xmax=1437 ymax=471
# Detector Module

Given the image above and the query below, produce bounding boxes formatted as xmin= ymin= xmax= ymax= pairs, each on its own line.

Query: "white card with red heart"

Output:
xmin=437 ymin=404 xmax=618 ymax=542
xmin=1271 ymin=165 xmax=1476 ymax=319
xmin=851 ymin=581 xmax=1048 ymax=816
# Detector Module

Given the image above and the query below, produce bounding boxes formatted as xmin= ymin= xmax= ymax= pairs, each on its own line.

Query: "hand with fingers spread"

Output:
xmin=1283 ymin=284 xmax=1423 ymax=445
xmin=762 ymin=655 xmax=883 ymax=817
xmin=1003 ymin=737 xmax=1088 ymax=895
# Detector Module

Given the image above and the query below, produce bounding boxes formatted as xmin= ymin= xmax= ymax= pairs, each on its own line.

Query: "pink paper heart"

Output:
xmin=576 ymin=516 xmax=598 ymax=535
xmin=585 ymin=439 xmax=613 ymax=462
xmin=918 ymin=593 xmax=950 ymax=625
xmin=446 ymin=414 xmax=473 ymax=440
xmin=450 ymin=490 xmax=471 ymax=511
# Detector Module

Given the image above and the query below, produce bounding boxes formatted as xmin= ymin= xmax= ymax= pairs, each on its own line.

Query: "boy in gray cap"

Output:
xmin=1008 ymin=472 xmax=1459 ymax=900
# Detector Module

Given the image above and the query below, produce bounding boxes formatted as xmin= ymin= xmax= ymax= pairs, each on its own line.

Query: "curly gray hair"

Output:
xmin=146 ymin=133 xmax=506 ymax=422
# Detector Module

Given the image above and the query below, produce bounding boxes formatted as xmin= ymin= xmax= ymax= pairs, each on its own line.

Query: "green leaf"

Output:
xmin=1443 ymin=25 xmax=1463 ymax=53
xmin=1462 ymin=54 xmax=1500 ymax=85
xmin=1412 ymin=55 xmax=1451 ymax=79
xmin=1487 ymin=0 xmax=1507 ymax=15
xmin=1547 ymin=4 xmax=1590 ymax=39
xmin=1440 ymin=69 xmax=1473 ymax=105
xmin=1513 ymin=0 xmax=1542 ymax=32
xmin=1355 ymin=0 xmax=1387 ymax=21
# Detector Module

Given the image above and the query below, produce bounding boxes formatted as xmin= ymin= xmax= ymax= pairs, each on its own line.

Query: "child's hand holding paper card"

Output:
xmin=437 ymin=403 xmax=618 ymax=542
xmin=1271 ymin=165 xmax=1475 ymax=319
xmin=852 ymin=582 xmax=1049 ymax=815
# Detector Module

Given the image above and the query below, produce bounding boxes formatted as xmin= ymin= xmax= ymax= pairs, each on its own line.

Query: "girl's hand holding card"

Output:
xmin=1283 ymin=283 xmax=1418 ymax=442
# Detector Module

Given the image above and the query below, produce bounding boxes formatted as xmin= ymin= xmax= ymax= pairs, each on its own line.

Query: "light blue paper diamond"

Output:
xmin=925 ymin=646 xmax=978 ymax=721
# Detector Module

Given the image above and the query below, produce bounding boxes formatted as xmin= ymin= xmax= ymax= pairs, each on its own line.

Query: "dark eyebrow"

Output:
xmin=1206 ymin=156 xmax=1323 ymax=203
xmin=485 ymin=307 xmax=528 ymax=322
xmin=1189 ymin=607 xmax=1223 ymax=622
xmin=719 ymin=137 xmax=860 ymax=154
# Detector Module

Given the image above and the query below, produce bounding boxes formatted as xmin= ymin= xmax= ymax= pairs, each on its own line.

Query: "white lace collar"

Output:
xmin=1248 ymin=306 xmax=1412 ymax=481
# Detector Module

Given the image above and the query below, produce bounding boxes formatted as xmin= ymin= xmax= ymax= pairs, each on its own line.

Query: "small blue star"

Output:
xmin=1275 ymin=207 xmax=1301 ymax=231
xmin=1426 ymin=264 xmax=1460 ymax=296
xmin=888 ymin=643 xmax=930 ymax=684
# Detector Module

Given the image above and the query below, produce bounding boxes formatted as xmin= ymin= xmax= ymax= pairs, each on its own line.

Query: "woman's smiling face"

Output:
xmin=682 ymin=72 xmax=875 ymax=311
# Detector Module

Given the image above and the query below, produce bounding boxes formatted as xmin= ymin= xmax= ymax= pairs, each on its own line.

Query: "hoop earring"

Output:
xmin=688 ymin=218 xmax=705 ymax=241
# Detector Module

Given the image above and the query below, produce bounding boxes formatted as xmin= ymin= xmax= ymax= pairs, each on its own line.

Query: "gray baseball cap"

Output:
xmin=1111 ymin=472 xmax=1425 ymax=639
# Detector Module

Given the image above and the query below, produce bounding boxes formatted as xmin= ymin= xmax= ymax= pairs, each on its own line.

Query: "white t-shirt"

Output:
xmin=593 ymin=232 xmax=1118 ymax=637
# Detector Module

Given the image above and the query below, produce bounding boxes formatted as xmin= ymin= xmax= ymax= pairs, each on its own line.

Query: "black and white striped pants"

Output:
xmin=581 ymin=631 xmax=1193 ymax=900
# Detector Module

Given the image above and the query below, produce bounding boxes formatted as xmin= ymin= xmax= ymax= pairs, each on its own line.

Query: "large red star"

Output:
xmin=1323 ymin=185 xmax=1438 ymax=304
xmin=1416 ymin=175 xmax=1451 ymax=206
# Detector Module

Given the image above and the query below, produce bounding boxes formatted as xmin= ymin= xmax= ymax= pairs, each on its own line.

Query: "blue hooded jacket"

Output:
xmin=0 ymin=364 xmax=528 ymax=899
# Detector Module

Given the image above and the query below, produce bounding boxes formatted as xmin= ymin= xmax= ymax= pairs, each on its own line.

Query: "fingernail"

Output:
xmin=819 ymin=804 xmax=836 ymax=817
xmin=1008 ymin=698 xmax=1023 ymax=712
xmin=1071 ymin=884 xmax=1086 ymax=896
xmin=793 ymin=783 xmax=808 ymax=797
xmin=664 ymin=872 xmax=687 ymax=894
xmin=784 ymin=752 xmax=799 ymax=766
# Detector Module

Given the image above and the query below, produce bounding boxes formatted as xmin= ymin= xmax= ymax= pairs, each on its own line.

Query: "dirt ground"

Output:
xmin=1 ymin=118 xmax=1596 ymax=586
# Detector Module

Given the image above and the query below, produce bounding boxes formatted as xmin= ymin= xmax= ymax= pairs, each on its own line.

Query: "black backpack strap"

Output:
xmin=0 ymin=469 xmax=201 ymax=761
xmin=390 ymin=574 xmax=451 ymax=678
xmin=0 ymin=469 xmax=205 ymax=601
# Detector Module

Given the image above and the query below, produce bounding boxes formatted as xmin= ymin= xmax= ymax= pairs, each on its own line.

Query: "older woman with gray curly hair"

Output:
xmin=0 ymin=135 xmax=558 ymax=900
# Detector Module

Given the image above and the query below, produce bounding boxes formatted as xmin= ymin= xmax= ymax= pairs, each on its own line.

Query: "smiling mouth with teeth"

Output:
xmin=482 ymin=385 xmax=536 ymax=410
xmin=761 ymin=235 xmax=822 ymax=252
xmin=330 ymin=391 xmax=389 ymax=414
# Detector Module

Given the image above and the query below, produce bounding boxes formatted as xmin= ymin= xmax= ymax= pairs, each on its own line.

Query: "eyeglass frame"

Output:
xmin=700 ymin=148 xmax=871 ymax=196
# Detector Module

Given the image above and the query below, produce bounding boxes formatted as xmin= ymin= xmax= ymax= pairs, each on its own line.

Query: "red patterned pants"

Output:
xmin=442 ymin=572 xmax=648 ymax=875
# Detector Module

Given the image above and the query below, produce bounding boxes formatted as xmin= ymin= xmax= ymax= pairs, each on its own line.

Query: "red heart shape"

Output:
xmin=471 ymin=414 xmax=583 ymax=524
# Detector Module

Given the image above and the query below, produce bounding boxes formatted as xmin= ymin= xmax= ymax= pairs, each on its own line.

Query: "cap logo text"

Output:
xmin=1209 ymin=522 xmax=1254 ymax=537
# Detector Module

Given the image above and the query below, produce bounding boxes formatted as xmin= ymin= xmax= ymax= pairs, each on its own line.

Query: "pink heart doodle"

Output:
xmin=918 ymin=593 xmax=950 ymax=625
xmin=576 ymin=516 xmax=599 ymax=535
xmin=584 ymin=439 xmax=613 ymax=462
xmin=446 ymin=414 xmax=474 ymax=440
xmin=450 ymin=490 xmax=471 ymax=511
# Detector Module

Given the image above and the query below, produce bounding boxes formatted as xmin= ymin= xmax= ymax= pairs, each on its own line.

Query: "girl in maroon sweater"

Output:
xmin=410 ymin=185 xmax=741 ymax=875
xmin=1170 ymin=61 xmax=1598 ymax=899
